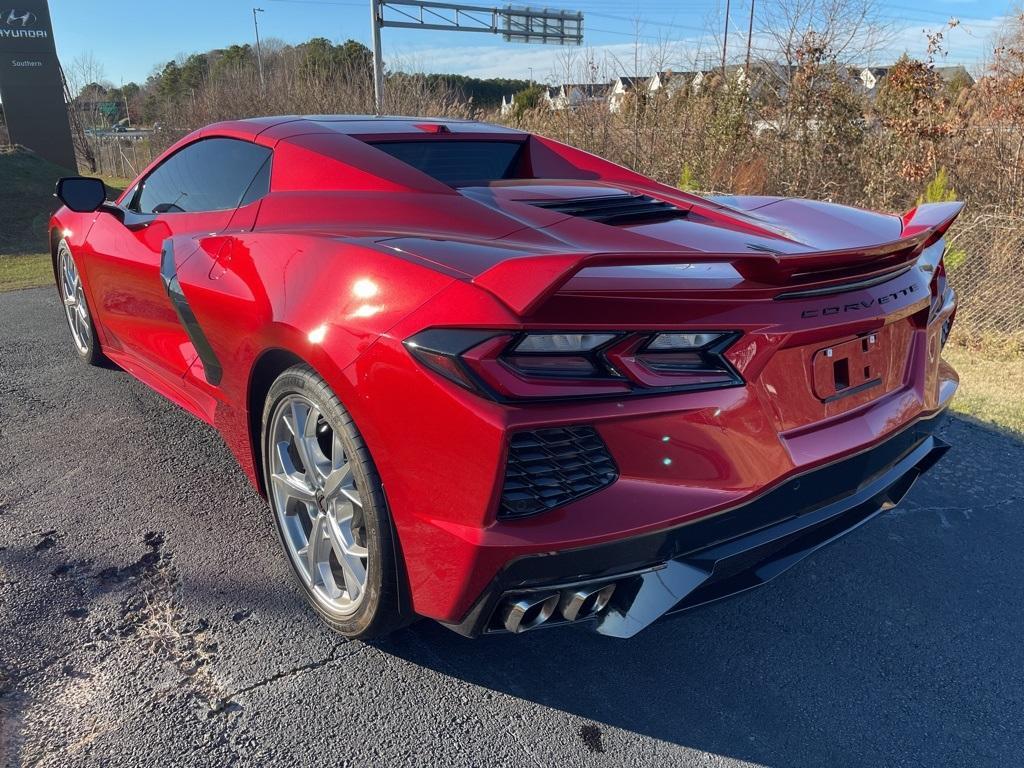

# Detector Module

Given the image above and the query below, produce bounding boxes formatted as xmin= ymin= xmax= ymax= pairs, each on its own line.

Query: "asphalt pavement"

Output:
xmin=1 ymin=286 xmax=1023 ymax=767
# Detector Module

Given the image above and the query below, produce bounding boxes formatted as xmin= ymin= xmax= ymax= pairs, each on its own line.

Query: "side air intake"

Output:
xmin=499 ymin=426 xmax=618 ymax=519
xmin=526 ymin=194 xmax=686 ymax=225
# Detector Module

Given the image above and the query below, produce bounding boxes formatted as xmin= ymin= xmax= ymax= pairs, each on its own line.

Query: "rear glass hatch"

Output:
xmin=367 ymin=140 xmax=525 ymax=186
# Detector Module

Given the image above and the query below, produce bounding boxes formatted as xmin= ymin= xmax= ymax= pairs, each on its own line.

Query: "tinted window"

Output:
xmin=240 ymin=155 xmax=272 ymax=206
xmin=369 ymin=141 xmax=522 ymax=185
xmin=133 ymin=138 xmax=272 ymax=214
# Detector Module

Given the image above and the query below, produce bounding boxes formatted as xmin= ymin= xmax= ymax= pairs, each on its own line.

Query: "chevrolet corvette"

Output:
xmin=50 ymin=116 xmax=960 ymax=639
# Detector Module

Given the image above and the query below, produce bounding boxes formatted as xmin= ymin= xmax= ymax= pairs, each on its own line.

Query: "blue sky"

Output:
xmin=50 ymin=0 xmax=1012 ymax=85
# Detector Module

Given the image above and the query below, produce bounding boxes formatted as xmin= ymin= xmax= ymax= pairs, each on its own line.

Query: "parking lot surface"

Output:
xmin=1 ymin=286 xmax=1022 ymax=767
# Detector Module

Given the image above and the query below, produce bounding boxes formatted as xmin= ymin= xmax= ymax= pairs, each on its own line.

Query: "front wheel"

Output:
xmin=261 ymin=364 xmax=408 ymax=639
xmin=56 ymin=239 xmax=105 ymax=365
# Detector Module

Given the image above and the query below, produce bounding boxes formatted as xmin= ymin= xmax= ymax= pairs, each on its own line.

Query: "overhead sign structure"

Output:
xmin=0 ymin=2 xmax=77 ymax=170
xmin=369 ymin=0 xmax=584 ymax=112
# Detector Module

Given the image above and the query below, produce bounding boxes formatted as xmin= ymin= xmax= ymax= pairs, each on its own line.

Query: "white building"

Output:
xmin=647 ymin=70 xmax=691 ymax=97
xmin=545 ymin=83 xmax=610 ymax=110
xmin=608 ymin=76 xmax=649 ymax=113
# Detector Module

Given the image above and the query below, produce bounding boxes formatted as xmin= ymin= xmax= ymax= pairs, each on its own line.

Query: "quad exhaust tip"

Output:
xmin=559 ymin=583 xmax=616 ymax=622
xmin=500 ymin=593 xmax=560 ymax=633
xmin=499 ymin=582 xmax=618 ymax=633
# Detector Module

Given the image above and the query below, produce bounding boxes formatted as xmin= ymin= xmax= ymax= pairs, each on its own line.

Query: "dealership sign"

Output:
xmin=0 ymin=1 xmax=77 ymax=170
xmin=1 ymin=8 xmax=49 ymax=37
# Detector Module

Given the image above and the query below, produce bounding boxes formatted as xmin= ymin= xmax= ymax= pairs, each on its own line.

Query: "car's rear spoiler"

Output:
xmin=472 ymin=201 xmax=963 ymax=316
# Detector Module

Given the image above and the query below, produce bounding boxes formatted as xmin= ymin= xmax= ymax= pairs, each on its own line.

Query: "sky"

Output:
xmin=47 ymin=0 xmax=1014 ymax=86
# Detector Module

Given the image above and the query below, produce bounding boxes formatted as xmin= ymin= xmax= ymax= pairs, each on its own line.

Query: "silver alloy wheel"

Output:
xmin=58 ymin=246 xmax=91 ymax=355
xmin=268 ymin=394 xmax=369 ymax=617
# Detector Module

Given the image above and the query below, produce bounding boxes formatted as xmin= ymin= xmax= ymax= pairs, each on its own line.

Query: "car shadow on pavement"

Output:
xmin=377 ymin=415 xmax=1024 ymax=767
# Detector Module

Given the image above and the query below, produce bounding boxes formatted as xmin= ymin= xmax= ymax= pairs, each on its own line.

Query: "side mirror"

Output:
xmin=55 ymin=176 xmax=108 ymax=213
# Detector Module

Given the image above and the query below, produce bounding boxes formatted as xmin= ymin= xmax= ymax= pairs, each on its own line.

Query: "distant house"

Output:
xmin=647 ymin=70 xmax=693 ymax=98
xmin=725 ymin=64 xmax=747 ymax=84
xmin=711 ymin=63 xmax=795 ymax=99
xmin=858 ymin=63 xmax=975 ymax=98
xmin=608 ymin=76 xmax=650 ymax=112
xmin=746 ymin=62 xmax=795 ymax=100
xmin=500 ymin=94 xmax=514 ymax=116
xmin=933 ymin=64 xmax=975 ymax=89
xmin=685 ymin=65 xmax=748 ymax=92
xmin=680 ymin=65 xmax=748 ymax=94
xmin=541 ymin=85 xmax=561 ymax=110
xmin=545 ymin=83 xmax=610 ymax=110
xmin=859 ymin=66 xmax=890 ymax=94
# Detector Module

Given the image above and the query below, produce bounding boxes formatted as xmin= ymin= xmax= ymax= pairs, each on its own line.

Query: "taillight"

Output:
xmin=928 ymin=251 xmax=954 ymax=347
xmin=403 ymin=328 xmax=494 ymax=393
xmin=930 ymin=259 xmax=948 ymax=317
xmin=404 ymin=329 xmax=742 ymax=401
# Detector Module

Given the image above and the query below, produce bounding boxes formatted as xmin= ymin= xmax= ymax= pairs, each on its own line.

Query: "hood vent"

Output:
xmin=525 ymin=194 xmax=687 ymax=225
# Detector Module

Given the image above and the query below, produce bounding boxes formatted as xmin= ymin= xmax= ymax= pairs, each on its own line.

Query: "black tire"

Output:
xmin=55 ymin=239 xmax=106 ymax=366
xmin=261 ymin=364 xmax=409 ymax=639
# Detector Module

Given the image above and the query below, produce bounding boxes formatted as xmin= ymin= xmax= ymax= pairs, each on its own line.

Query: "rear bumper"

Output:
xmin=443 ymin=411 xmax=949 ymax=638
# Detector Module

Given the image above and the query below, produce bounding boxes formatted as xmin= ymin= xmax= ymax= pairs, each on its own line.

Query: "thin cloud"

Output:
xmin=385 ymin=12 xmax=1005 ymax=81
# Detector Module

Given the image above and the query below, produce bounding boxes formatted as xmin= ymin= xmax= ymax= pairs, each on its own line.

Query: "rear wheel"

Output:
xmin=56 ymin=240 xmax=104 ymax=365
xmin=261 ymin=364 xmax=408 ymax=639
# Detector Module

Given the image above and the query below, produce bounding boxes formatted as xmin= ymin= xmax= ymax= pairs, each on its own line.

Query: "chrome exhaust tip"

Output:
xmin=500 ymin=593 xmax=560 ymax=633
xmin=559 ymin=583 xmax=616 ymax=622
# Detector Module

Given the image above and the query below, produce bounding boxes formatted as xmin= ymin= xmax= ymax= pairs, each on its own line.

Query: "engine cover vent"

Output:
xmin=525 ymin=194 xmax=686 ymax=225
xmin=499 ymin=426 xmax=618 ymax=519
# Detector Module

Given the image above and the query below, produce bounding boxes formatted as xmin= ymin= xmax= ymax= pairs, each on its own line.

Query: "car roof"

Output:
xmin=120 ymin=116 xmax=530 ymax=203
xmin=201 ymin=115 xmax=525 ymax=141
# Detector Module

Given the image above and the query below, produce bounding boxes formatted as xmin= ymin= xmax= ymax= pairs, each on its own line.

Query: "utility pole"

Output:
xmin=744 ymin=0 xmax=754 ymax=75
xmin=370 ymin=0 xmax=385 ymax=114
xmin=253 ymin=8 xmax=265 ymax=89
xmin=721 ymin=0 xmax=731 ymax=78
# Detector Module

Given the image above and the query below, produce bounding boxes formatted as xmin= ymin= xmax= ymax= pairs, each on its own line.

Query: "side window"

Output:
xmin=131 ymin=138 xmax=272 ymax=214
xmin=240 ymin=155 xmax=272 ymax=207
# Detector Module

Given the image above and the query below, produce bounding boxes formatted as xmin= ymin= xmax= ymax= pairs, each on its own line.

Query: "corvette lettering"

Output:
xmin=801 ymin=283 xmax=917 ymax=318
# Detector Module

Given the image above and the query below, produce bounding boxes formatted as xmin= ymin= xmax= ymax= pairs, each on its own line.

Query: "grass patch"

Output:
xmin=944 ymin=343 xmax=1024 ymax=437
xmin=0 ymin=253 xmax=52 ymax=292
xmin=0 ymin=146 xmax=129 ymax=292
xmin=0 ymin=145 xmax=73 ymax=255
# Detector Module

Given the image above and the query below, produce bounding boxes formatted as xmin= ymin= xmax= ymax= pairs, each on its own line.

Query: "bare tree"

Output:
xmin=756 ymin=0 xmax=894 ymax=72
xmin=62 ymin=52 xmax=108 ymax=172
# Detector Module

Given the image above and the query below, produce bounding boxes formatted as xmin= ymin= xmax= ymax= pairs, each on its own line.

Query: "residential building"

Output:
xmin=608 ymin=76 xmax=650 ymax=112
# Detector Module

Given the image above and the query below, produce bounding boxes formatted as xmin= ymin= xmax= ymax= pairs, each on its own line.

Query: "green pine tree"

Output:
xmin=918 ymin=168 xmax=966 ymax=269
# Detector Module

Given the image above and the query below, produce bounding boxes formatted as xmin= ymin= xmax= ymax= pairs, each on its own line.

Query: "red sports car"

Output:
xmin=50 ymin=116 xmax=960 ymax=639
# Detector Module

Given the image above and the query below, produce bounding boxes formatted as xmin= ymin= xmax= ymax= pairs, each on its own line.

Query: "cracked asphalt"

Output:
xmin=2 ymin=286 xmax=1024 ymax=767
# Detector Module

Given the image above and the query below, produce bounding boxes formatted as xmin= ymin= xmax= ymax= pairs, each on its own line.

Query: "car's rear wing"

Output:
xmin=472 ymin=201 xmax=963 ymax=316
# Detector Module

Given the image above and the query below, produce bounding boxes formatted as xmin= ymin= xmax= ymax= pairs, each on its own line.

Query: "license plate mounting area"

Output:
xmin=811 ymin=334 xmax=884 ymax=402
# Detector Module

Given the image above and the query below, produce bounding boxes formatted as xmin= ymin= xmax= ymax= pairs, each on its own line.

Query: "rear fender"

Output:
xmin=165 ymin=231 xmax=456 ymax=486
